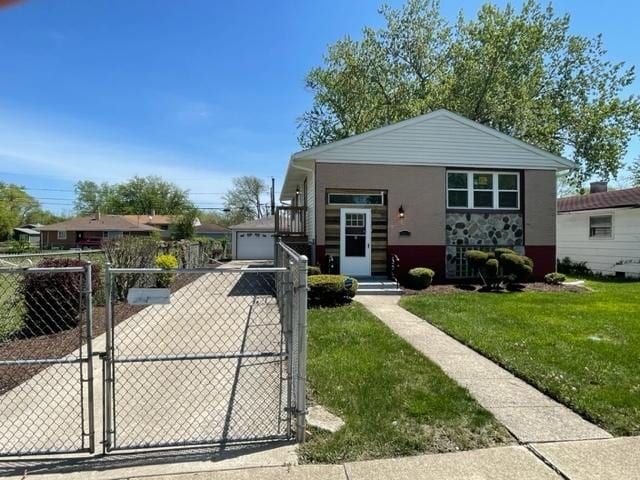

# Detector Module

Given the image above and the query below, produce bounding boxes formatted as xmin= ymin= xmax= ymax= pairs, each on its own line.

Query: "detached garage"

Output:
xmin=230 ymin=216 xmax=276 ymax=260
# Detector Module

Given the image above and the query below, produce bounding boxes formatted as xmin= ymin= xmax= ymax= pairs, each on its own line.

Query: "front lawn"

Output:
xmin=401 ymin=278 xmax=640 ymax=436
xmin=299 ymin=302 xmax=512 ymax=463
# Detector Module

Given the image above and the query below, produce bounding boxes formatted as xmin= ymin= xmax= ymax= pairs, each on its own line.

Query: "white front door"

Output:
xmin=340 ymin=208 xmax=371 ymax=277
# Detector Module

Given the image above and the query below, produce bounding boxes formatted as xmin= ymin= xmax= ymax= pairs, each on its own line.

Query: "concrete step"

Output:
xmin=356 ymin=280 xmax=403 ymax=295
xmin=356 ymin=288 xmax=404 ymax=296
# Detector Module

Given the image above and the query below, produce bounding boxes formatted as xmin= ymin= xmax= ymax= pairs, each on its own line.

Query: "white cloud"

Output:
xmin=0 ymin=108 xmax=238 ymax=196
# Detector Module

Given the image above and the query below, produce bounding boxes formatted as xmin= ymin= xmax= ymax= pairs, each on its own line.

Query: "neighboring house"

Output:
xmin=278 ymin=109 xmax=574 ymax=280
xmin=12 ymin=224 xmax=42 ymax=246
xmin=230 ymin=216 xmax=275 ymax=260
xmin=40 ymin=214 xmax=160 ymax=249
xmin=195 ymin=223 xmax=230 ymax=240
xmin=123 ymin=214 xmax=174 ymax=238
xmin=557 ymin=183 xmax=640 ymax=277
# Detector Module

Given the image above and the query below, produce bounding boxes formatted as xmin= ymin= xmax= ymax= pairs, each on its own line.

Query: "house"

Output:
xmin=12 ymin=224 xmax=42 ymax=246
xmin=557 ymin=182 xmax=640 ymax=277
xmin=230 ymin=216 xmax=275 ymax=260
xmin=122 ymin=214 xmax=174 ymax=238
xmin=195 ymin=223 xmax=230 ymax=240
xmin=277 ymin=109 xmax=574 ymax=280
xmin=39 ymin=214 xmax=160 ymax=249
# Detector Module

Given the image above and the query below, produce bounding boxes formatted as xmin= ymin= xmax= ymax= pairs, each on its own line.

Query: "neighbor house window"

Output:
xmin=107 ymin=231 xmax=123 ymax=239
xmin=57 ymin=231 xmax=67 ymax=240
xmin=447 ymin=171 xmax=520 ymax=209
xmin=589 ymin=215 xmax=612 ymax=238
xmin=328 ymin=192 xmax=385 ymax=205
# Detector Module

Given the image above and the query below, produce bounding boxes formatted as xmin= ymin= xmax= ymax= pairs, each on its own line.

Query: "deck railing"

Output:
xmin=275 ymin=206 xmax=307 ymax=236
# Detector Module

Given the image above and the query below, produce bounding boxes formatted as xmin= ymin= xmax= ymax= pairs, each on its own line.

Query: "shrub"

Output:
xmin=308 ymin=275 xmax=358 ymax=307
xmin=308 ymin=266 xmax=322 ymax=276
xmin=465 ymin=250 xmax=489 ymax=268
xmin=485 ymin=258 xmax=499 ymax=277
xmin=20 ymin=258 xmax=101 ymax=337
xmin=406 ymin=267 xmax=435 ymax=290
xmin=494 ymin=247 xmax=517 ymax=259
xmin=557 ymin=257 xmax=592 ymax=276
xmin=544 ymin=272 xmax=566 ymax=285
xmin=501 ymin=253 xmax=532 ymax=282
xmin=155 ymin=254 xmax=178 ymax=287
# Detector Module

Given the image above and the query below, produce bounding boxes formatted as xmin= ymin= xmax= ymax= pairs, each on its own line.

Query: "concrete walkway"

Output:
xmin=11 ymin=437 xmax=640 ymax=479
xmin=357 ymin=295 xmax=611 ymax=444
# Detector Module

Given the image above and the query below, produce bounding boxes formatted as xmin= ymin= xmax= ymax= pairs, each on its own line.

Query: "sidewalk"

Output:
xmin=16 ymin=437 xmax=640 ymax=479
xmin=357 ymin=295 xmax=611 ymax=443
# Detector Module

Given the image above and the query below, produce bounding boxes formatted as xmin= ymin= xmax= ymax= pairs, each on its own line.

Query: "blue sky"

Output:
xmin=1 ymin=0 xmax=638 ymax=214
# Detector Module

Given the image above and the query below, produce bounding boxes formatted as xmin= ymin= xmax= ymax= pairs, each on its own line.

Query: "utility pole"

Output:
xmin=270 ymin=177 xmax=275 ymax=216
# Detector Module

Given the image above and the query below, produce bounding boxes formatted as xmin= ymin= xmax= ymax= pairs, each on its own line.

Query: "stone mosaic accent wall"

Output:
xmin=446 ymin=212 xmax=523 ymax=247
xmin=445 ymin=212 xmax=524 ymax=277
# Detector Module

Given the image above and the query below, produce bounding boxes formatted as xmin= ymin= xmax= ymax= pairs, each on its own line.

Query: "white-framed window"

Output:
xmin=327 ymin=192 xmax=385 ymax=205
xmin=107 ymin=231 xmax=123 ymax=239
xmin=447 ymin=171 xmax=520 ymax=210
xmin=589 ymin=215 xmax=612 ymax=238
xmin=57 ymin=230 xmax=67 ymax=240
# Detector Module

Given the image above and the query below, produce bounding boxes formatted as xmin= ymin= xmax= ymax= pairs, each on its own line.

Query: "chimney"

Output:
xmin=95 ymin=211 xmax=101 ymax=220
xmin=150 ymin=209 xmax=155 ymax=218
xmin=590 ymin=181 xmax=608 ymax=194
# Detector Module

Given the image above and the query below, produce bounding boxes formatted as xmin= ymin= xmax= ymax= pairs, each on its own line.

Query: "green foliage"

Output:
xmin=170 ymin=209 xmax=198 ymax=240
xmin=465 ymin=248 xmax=534 ymax=288
xmin=155 ymin=254 xmax=178 ymax=288
xmin=308 ymin=274 xmax=358 ymax=307
xmin=465 ymin=250 xmax=490 ymax=267
xmin=20 ymin=258 xmax=101 ymax=336
xmin=629 ymin=157 xmax=640 ymax=186
xmin=0 ymin=182 xmax=62 ymax=241
xmin=74 ymin=176 xmax=194 ymax=216
xmin=406 ymin=267 xmax=435 ymax=289
xmin=223 ymin=176 xmax=268 ymax=221
xmin=544 ymin=272 xmax=566 ymax=285
xmin=308 ymin=266 xmax=322 ymax=276
xmin=299 ymin=0 xmax=640 ymax=187
xmin=103 ymin=236 xmax=161 ymax=300
xmin=501 ymin=253 xmax=533 ymax=281
xmin=557 ymin=256 xmax=593 ymax=276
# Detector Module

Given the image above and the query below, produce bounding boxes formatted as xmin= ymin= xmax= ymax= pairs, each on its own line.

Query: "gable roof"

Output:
xmin=558 ymin=187 xmax=640 ymax=213
xmin=229 ymin=216 xmax=275 ymax=231
xmin=39 ymin=215 xmax=161 ymax=232
xmin=282 ymin=109 xmax=575 ymax=200
xmin=14 ymin=227 xmax=41 ymax=236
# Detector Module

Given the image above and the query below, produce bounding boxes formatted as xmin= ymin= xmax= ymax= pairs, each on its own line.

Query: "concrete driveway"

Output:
xmin=0 ymin=268 xmax=287 ymax=455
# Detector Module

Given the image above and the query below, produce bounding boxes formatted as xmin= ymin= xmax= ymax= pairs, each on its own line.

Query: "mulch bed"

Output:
xmin=0 ymin=273 xmax=200 ymax=395
xmin=404 ymin=282 xmax=588 ymax=296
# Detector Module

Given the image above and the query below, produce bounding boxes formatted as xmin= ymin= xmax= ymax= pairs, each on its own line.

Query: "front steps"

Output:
xmin=356 ymin=277 xmax=404 ymax=296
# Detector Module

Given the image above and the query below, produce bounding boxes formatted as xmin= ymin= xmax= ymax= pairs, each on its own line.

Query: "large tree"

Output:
xmin=0 ymin=183 xmax=64 ymax=240
xmin=223 ymin=176 xmax=268 ymax=220
xmin=299 ymin=0 xmax=640 ymax=188
xmin=74 ymin=176 xmax=194 ymax=215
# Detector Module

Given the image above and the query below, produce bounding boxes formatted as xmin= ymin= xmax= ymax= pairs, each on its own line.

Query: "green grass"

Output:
xmin=401 ymin=278 xmax=640 ymax=436
xmin=299 ymin=303 xmax=512 ymax=463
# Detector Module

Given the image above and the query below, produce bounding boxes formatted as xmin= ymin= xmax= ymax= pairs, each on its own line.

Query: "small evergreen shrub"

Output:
xmin=465 ymin=248 xmax=534 ymax=290
xmin=308 ymin=275 xmax=358 ymax=307
xmin=308 ymin=266 xmax=322 ymax=276
xmin=557 ymin=257 xmax=592 ymax=276
xmin=406 ymin=267 xmax=435 ymax=290
xmin=155 ymin=254 xmax=178 ymax=287
xmin=20 ymin=258 xmax=101 ymax=336
xmin=544 ymin=272 xmax=566 ymax=285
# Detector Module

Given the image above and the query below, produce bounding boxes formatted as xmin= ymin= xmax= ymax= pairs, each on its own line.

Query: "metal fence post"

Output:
xmin=295 ymin=255 xmax=308 ymax=442
xmin=104 ymin=262 xmax=113 ymax=452
xmin=83 ymin=262 xmax=96 ymax=454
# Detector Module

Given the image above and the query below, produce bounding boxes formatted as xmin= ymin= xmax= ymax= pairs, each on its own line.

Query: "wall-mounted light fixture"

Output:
xmin=295 ymin=185 xmax=300 ymax=196
xmin=398 ymin=204 xmax=405 ymax=219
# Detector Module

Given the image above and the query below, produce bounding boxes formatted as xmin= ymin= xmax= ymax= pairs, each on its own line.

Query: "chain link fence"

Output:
xmin=0 ymin=264 xmax=95 ymax=456
xmin=0 ymin=242 xmax=307 ymax=457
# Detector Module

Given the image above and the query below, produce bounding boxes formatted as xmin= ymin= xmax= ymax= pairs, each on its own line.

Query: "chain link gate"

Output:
xmin=0 ymin=264 xmax=95 ymax=456
xmin=103 ymin=244 xmax=307 ymax=451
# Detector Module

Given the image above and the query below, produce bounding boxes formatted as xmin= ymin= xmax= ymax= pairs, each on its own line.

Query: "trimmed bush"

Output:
xmin=308 ymin=275 xmax=358 ymax=307
xmin=406 ymin=267 xmax=435 ymax=290
xmin=155 ymin=254 xmax=178 ymax=287
xmin=544 ymin=272 xmax=566 ymax=285
xmin=485 ymin=258 xmax=499 ymax=277
xmin=494 ymin=248 xmax=517 ymax=259
xmin=501 ymin=253 xmax=533 ymax=282
xmin=465 ymin=250 xmax=489 ymax=268
xmin=308 ymin=266 xmax=322 ymax=276
xmin=20 ymin=258 xmax=101 ymax=337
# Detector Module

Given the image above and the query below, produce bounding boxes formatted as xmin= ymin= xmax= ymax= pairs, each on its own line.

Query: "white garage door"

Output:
xmin=236 ymin=231 xmax=274 ymax=260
